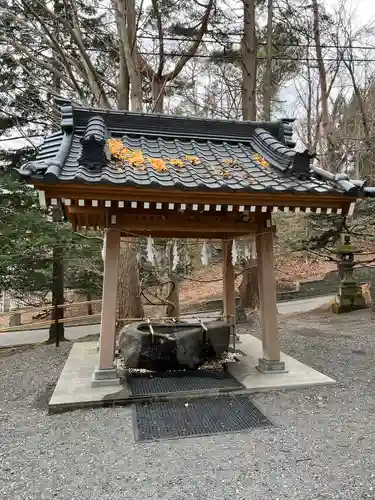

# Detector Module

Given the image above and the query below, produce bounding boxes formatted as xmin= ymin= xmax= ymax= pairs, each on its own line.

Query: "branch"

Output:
xmin=341 ymin=48 xmax=372 ymax=149
xmin=1 ymin=36 xmax=77 ymax=92
xmin=141 ymin=289 xmax=173 ymax=307
xmin=73 ymin=232 xmax=103 ymax=242
xmin=19 ymin=0 xmax=88 ymax=104
xmin=301 ymin=247 xmax=338 ymax=262
xmin=163 ymin=0 xmax=214 ymax=82
xmin=30 ymin=0 xmax=110 ymax=107
xmin=150 ymin=77 xmax=168 ymax=112
xmin=3 ymin=52 xmax=78 ymax=112
xmin=312 ymin=60 xmax=342 ymax=152
xmin=355 ymin=258 xmax=375 ymax=266
xmin=0 ymin=134 xmax=43 ymax=142
xmin=140 ymin=278 xmax=176 ymax=307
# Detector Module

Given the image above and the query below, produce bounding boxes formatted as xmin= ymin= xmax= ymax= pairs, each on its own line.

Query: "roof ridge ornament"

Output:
xmin=53 ymin=99 xmax=74 ymax=132
xmin=17 ymin=132 xmax=73 ymax=179
xmin=281 ymin=118 xmax=296 ymax=148
xmin=78 ymin=115 xmax=108 ymax=170
xmin=287 ymin=149 xmax=316 ymax=178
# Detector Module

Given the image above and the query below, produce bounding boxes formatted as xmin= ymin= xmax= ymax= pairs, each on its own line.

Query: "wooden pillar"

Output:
xmin=256 ymin=221 xmax=286 ymax=373
xmin=222 ymin=240 xmax=236 ymax=332
xmin=92 ymin=229 xmax=121 ymax=387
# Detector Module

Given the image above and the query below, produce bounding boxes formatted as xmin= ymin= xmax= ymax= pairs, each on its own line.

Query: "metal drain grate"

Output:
xmin=133 ymin=396 xmax=272 ymax=442
xmin=128 ymin=367 xmax=243 ymax=396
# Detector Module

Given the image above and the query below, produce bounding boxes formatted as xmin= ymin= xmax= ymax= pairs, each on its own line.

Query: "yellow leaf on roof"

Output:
xmin=129 ymin=150 xmax=144 ymax=162
xmin=252 ymin=152 xmax=269 ymax=168
xmin=107 ymin=138 xmax=131 ymax=161
xmin=185 ymin=155 xmax=201 ymax=165
xmin=218 ymin=168 xmax=232 ymax=178
xmin=150 ymin=158 xmax=167 ymax=172
xmin=170 ymin=158 xmax=184 ymax=167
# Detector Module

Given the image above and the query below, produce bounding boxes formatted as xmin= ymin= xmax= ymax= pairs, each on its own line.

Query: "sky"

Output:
xmin=327 ymin=0 xmax=375 ymax=22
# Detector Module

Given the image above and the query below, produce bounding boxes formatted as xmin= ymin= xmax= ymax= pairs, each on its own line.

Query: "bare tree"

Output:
xmin=242 ymin=0 xmax=257 ymax=120
xmin=311 ymin=0 xmax=337 ymax=169
xmin=263 ymin=0 xmax=273 ymax=120
xmin=239 ymin=0 xmax=259 ymax=310
xmin=114 ymin=0 xmax=143 ymax=111
xmin=140 ymin=0 xmax=215 ymax=113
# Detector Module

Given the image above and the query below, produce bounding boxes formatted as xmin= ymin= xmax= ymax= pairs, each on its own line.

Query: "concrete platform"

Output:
xmin=227 ymin=335 xmax=335 ymax=391
xmin=48 ymin=336 xmax=335 ymax=413
xmin=49 ymin=342 xmax=131 ymax=414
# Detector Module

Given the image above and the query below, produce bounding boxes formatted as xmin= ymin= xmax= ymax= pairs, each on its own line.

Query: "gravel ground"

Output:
xmin=1 ymin=309 xmax=375 ymax=500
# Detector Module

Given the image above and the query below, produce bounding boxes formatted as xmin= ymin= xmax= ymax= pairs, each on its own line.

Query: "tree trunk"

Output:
xmin=117 ymin=239 xmax=143 ymax=328
xmin=115 ymin=0 xmax=143 ymax=111
xmin=126 ymin=0 xmax=143 ymax=111
xmin=48 ymin=6 xmax=65 ymax=344
xmin=306 ymin=42 xmax=313 ymax=151
xmin=343 ymin=52 xmax=371 ymax=151
xmin=48 ymin=205 xmax=65 ymax=343
xmin=241 ymin=0 xmax=257 ymax=121
xmin=114 ymin=0 xmax=144 ymax=324
xmin=166 ymin=274 xmax=180 ymax=318
xmin=87 ymin=291 xmax=93 ymax=315
xmin=239 ymin=257 xmax=259 ymax=311
xmin=240 ymin=1 xmax=259 ymax=311
xmin=116 ymin=8 xmax=130 ymax=110
xmin=311 ymin=0 xmax=336 ymax=170
xmin=152 ymin=77 xmax=165 ymax=113
xmin=263 ymin=0 xmax=273 ymax=120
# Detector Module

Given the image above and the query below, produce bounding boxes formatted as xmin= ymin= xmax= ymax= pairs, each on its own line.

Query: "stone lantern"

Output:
xmin=332 ymin=235 xmax=367 ymax=313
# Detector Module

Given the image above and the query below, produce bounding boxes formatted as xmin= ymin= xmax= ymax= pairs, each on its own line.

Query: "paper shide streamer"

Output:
xmin=244 ymin=241 xmax=250 ymax=260
xmin=201 ymin=241 xmax=209 ymax=266
xmin=231 ymin=239 xmax=238 ymax=265
xmin=242 ymin=237 xmax=257 ymax=261
xmin=146 ymin=236 xmax=155 ymax=264
xmin=101 ymin=231 xmax=106 ymax=262
xmin=251 ymin=238 xmax=257 ymax=259
xmin=172 ymin=240 xmax=179 ymax=270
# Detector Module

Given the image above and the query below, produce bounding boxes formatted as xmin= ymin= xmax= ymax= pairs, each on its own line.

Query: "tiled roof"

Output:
xmin=17 ymin=103 xmax=361 ymax=197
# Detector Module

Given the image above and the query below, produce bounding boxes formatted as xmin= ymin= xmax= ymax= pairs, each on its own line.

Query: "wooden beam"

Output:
xmin=67 ymin=207 xmax=259 ymax=234
xmin=66 ymin=205 xmax=258 ymax=219
xmin=68 ymin=212 xmax=277 ymax=238
xmin=118 ymin=230 xmax=256 ymax=239
xmin=37 ymin=182 xmax=356 ymax=210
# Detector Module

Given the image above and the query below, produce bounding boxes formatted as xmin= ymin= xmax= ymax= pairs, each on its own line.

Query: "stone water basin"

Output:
xmin=118 ymin=320 xmax=230 ymax=372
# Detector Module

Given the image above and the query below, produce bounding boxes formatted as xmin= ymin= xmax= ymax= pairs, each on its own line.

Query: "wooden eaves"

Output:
xmin=32 ymin=181 xmax=357 ymax=239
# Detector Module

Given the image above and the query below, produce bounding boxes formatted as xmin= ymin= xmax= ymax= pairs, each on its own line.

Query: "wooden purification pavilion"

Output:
xmin=18 ymin=102 xmax=361 ymax=386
